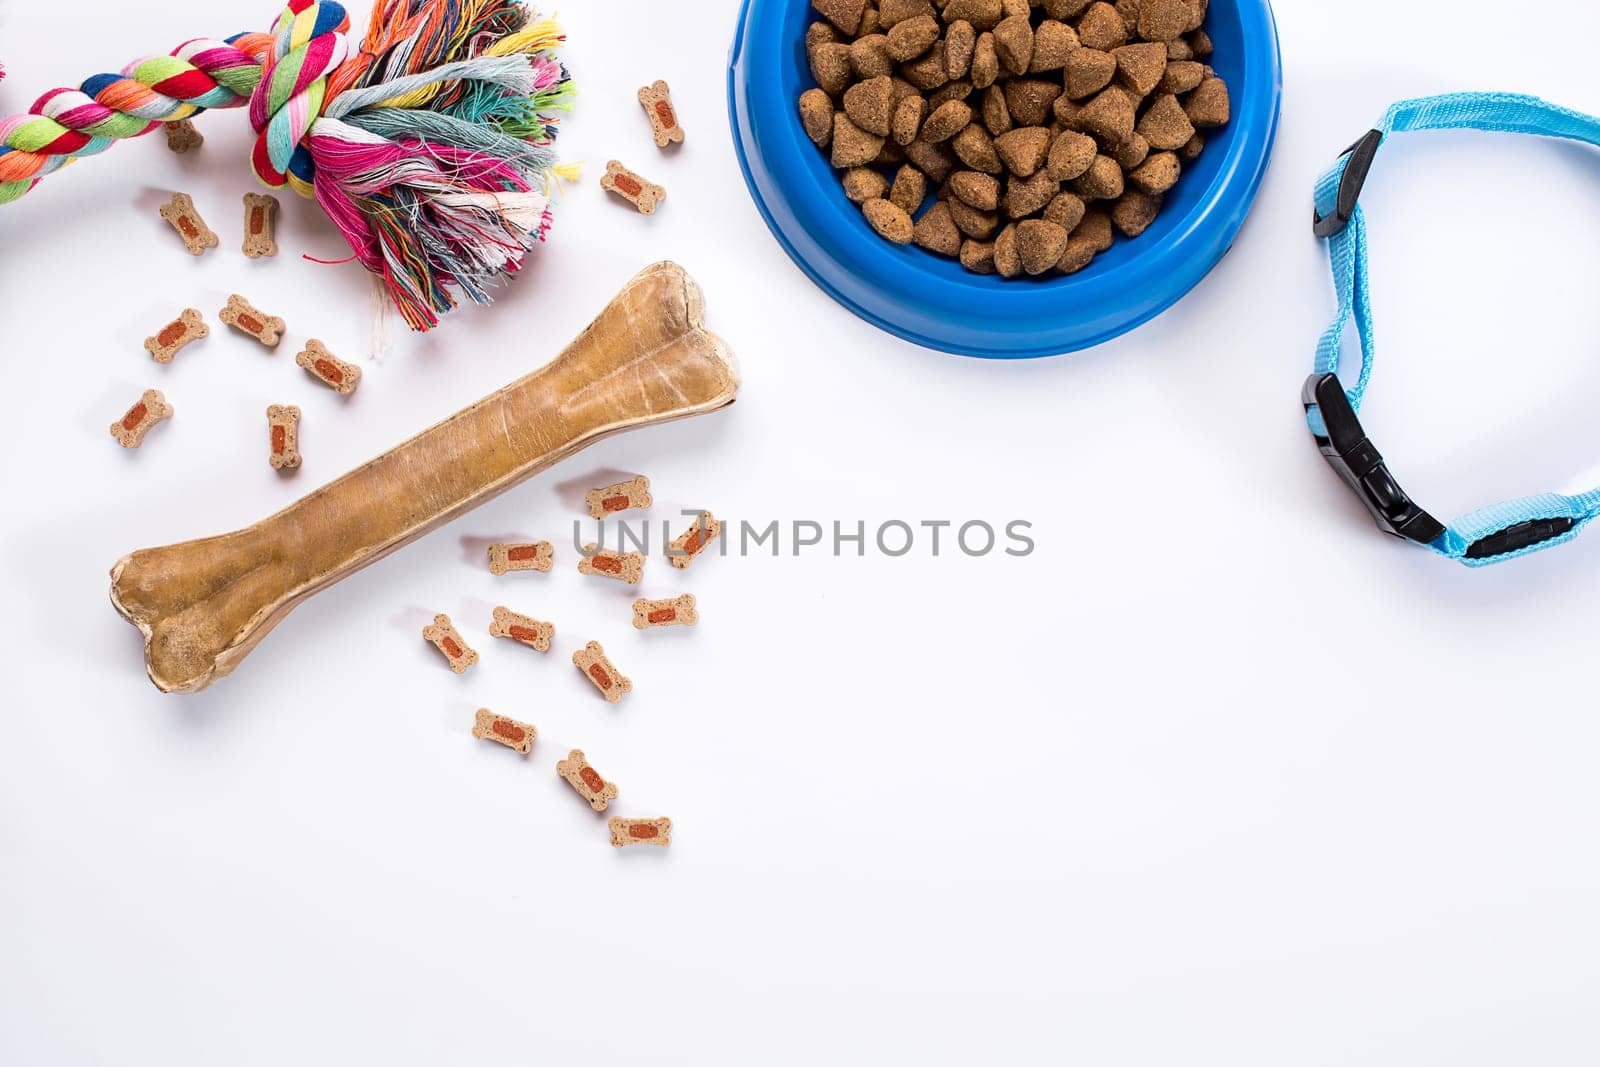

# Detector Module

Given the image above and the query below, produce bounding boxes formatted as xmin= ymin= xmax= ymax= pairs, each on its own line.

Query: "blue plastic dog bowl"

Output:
xmin=729 ymin=0 xmax=1282 ymax=359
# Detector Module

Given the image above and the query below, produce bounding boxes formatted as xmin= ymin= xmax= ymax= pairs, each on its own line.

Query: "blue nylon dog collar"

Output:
xmin=1306 ymin=92 xmax=1600 ymax=566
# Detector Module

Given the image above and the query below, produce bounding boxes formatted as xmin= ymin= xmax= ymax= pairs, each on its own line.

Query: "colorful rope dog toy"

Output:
xmin=0 ymin=0 xmax=574 ymax=331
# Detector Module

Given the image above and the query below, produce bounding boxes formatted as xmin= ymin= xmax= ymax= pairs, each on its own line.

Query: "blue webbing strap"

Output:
xmin=1312 ymin=92 xmax=1600 ymax=566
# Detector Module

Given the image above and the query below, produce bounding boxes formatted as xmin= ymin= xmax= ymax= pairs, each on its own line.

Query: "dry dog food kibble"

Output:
xmin=585 ymin=475 xmax=652 ymax=519
xmin=601 ymin=160 xmax=666 ymax=215
xmin=242 ymin=193 xmax=279 ymax=259
xmin=609 ymin=816 xmax=671 ymax=848
xmin=488 ymin=540 xmax=554 ymax=575
xmin=220 ymin=294 xmax=285 ymax=348
xmin=144 ymin=308 xmax=208 ymax=364
xmin=577 ymin=545 xmax=644 ymax=585
xmin=573 ymin=640 xmax=632 ymax=703
xmin=164 ymin=119 xmax=203 ymax=154
xmin=266 ymin=405 xmax=301 ymax=471
xmin=633 ymin=593 xmax=698 ymax=630
xmin=489 ymin=605 xmax=555 ymax=653
xmin=295 ymin=340 xmax=361 ymax=395
xmin=556 ymin=749 xmax=619 ymax=811
xmin=424 ymin=613 xmax=478 ymax=673
xmin=159 ymin=192 xmax=218 ymax=256
xmin=110 ymin=389 xmax=172 ymax=449
xmin=799 ymin=0 xmax=1229 ymax=276
xmin=472 ymin=708 xmax=537 ymax=755
xmin=637 ymin=80 xmax=685 ymax=147
xmin=667 ymin=511 xmax=722 ymax=570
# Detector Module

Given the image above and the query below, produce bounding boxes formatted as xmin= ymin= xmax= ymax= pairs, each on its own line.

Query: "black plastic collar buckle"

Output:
xmin=1313 ymin=129 xmax=1383 ymax=238
xmin=1303 ymin=373 xmax=1446 ymax=545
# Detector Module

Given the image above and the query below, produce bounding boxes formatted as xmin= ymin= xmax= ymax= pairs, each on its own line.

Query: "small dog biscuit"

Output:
xmin=143 ymin=308 xmax=208 ymax=364
xmin=110 ymin=389 xmax=172 ymax=449
xmin=488 ymin=540 xmax=554 ymax=575
xmin=220 ymin=294 xmax=285 ymax=348
xmin=159 ymin=192 xmax=218 ymax=255
xmin=609 ymin=817 xmax=671 ymax=848
xmin=164 ymin=119 xmax=203 ymax=154
xmin=667 ymin=511 xmax=723 ymax=570
xmin=267 ymin=405 xmax=301 ymax=471
xmin=472 ymin=709 xmax=537 ymax=755
xmin=424 ymin=613 xmax=478 ymax=673
xmin=557 ymin=749 xmax=618 ymax=812
xmin=601 ymin=161 xmax=666 ymax=215
xmin=577 ymin=545 xmax=644 ymax=585
xmin=242 ymin=193 xmax=279 ymax=258
xmin=633 ymin=594 xmax=698 ymax=630
xmin=489 ymin=606 xmax=554 ymax=653
xmin=585 ymin=475 xmax=652 ymax=519
xmin=637 ymin=80 xmax=685 ymax=148
xmin=295 ymin=340 xmax=361 ymax=395
xmin=573 ymin=641 xmax=631 ymax=703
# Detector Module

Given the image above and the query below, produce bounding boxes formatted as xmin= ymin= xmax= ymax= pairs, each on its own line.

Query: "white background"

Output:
xmin=4 ymin=1 xmax=1600 ymax=1063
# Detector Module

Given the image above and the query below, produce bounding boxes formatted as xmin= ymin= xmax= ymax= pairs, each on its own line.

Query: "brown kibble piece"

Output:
xmin=1112 ymin=42 xmax=1167 ymax=96
xmin=110 ymin=389 xmax=172 ymax=449
xmin=1166 ymin=37 xmax=1194 ymax=61
xmin=892 ymin=95 xmax=927 ymax=144
xmin=905 ymin=139 xmax=957 ymax=183
xmin=811 ymin=42 xmax=854 ymax=94
xmin=241 ymin=193 xmax=278 ymax=259
xmin=633 ymin=594 xmax=698 ymax=630
xmin=953 ymin=123 xmax=1003 ymax=173
xmin=1111 ymin=132 xmax=1149 ymax=170
xmin=1056 ymin=236 xmax=1099 ymax=274
xmin=993 ymin=15 xmax=1034 ymax=75
xmin=574 ymin=641 xmax=632 ymax=704
xmin=423 ymin=613 xmax=477 ymax=674
xmin=945 ymin=20 xmax=977 ymax=79
xmin=1137 ymin=0 xmax=1190 ymax=42
xmin=1185 ymin=75 xmax=1231 ymax=128
xmin=637 ymin=80 xmax=684 ymax=148
xmin=1138 ymin=92 xmax=1195 ymax=150
xmin=1189 ymin=30 xmax=1214 ymax=59
xmin=799 ymin=89 xmax=835 ymax=148
xmin=266 ymin=405 xmax=301 ymax=472
xmin=472 ymin=709 xmax=537 ymax=755
xmin=843 ymin=167 xmax=890 ymax=202
xmin=912 ymin=200 xmax=963 ymax=255
xmin=1000 ymin=78 xmax=1060 ymax=127
xmin=219 ymin=294 xmax=285 ymax=348
xmin=928 ymin=80 xmax=974 ymax=109
xmin=858 ymin=5 xmax=879 ymax=34
xmin=844 ymin=76 xmax=895 ymax=137
xmin=144 ymin=309 xmax=208 ymax=364
xmin=1072 ymin=154 xmax=1124 ymax=199
xmin=920 ymin=99 xmax=973 ymax=142
xmin=970 ymin=33 xmax=1000 ymax=89
xmin=981 ymin=84 xmax=1013 ymax=135
xmin=1064 ymin=47 xmax=1116 ymax=98
xmin=812 ymin=0 xmax=867 ymax=34
xmin=668 ymin=511 xmax=723 ymax=570
xmin=586 ymin=475 xmax=651 ymax=519
xmin=1016 ymin=219 xmax=1070 ymax=275
xmin=1042 ymin=191 xmax=1087 ymax=231
xmin=609 ymin=817 xmax=670 ymax=848
xmin=807 ymin=21 xmax=840 ymax=56
xmin=943 ymin=0 xmax=1003 ymax=30
xmin=890 ymin=165 xmax=928 ymax=214
xmin=901 ymin=43 xmax=949 ymax=90
xmin=489 ymin=606 xmax=555 ymax=653
xmin=878 ymin=0 xmax=933 ymax=26
xmin=577 ymin=545 xmax=644 ymax=585
xmin=164 ymin=119 xmax=203 ymax=154
xmin=863 ymin=197 xmax=915 ymax=243
xmin=488 ymin=540 xmax=554 ymax=575
xmin=295 ymin=339 xmax=361 ymax=396
xmin=1178 ymin=132 xmax=1205 ymax=162
xmin=992 ymin=224 xmax=1022 ymax=278
xmin=887 ymin=14 xmax=940 ymax=60
xmin=1004 ymin=169 xmax=1060 ymax=218
xmin=849 ymin=34 xmax=895 ymax=78
xmin=159 ymin=192 xmax=218 ymax=256
xmin=1161 ymin=59 xmax=1205 ymax=94
xmin=1029 ymin=20 xmax=1078 ymax=73
xmin=948 ymin=195 xmax=999 ymax=238
xmin=832 ymin=114 xmax=886 ymax=167
xmin=951 ymin=170 xmax=1001 ymax=210
xmin=1129 ymin=150 xmax=1181 ymax=194
xmin=994 ymin=126 xmax=1051 ymax=177
xmin=1078 ymin=87 xmax=1136 ymax=144
xmin=959 ymin=238 xmax=996 ymax=273
xmin=601 ymin=160 xmax=667 ymax=214
xmin=1076 ymin=208 xmax=1115 ymax=252
xmin=1044 ymin=0 xmax=1094 ymax=15
xmin=1112 ymin=189 xmax=1163 ymax=236
xmin=1047 ymin=130 xmax=1099 ymax=181
xmin=558 ymin=750 xmax=619 ymax=812
xmin=1077 ymin=3 xmax=1127 ymax=50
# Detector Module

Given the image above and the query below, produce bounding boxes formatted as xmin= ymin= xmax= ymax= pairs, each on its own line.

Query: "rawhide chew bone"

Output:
xmin=601 ymin=161 xmax=666 ymax=215
xmin=295 ymin=340 xmax=360 ymax=395
xmin=489 ymin=606 xmax=554 ymax=653
xmin=637 ymin=81 xmax=684 ymax=147
xmin=585 ymin=475 xmax=652 ymax=519
xmin=111 ymin=389 xmax=172 ymax=449
xmin=144 ymin=309 xmax=208 ymax=364
xmin=573 ymin=641 xmax=631 ymax=703
xmin=556 ymin=749 xmax=617 ymax=812
xmin=164 ymin=119 xmax=203 ymax=154
xmin=667 ymin=511 xmax=722 ymax=570
xmin=633 ymin=594 xmax=697 ymax=630
xmin=159 ymin=192 xmax=218 ymax=256
xmin=0 ymin=0 xmax=574 ymax=332
xmin=609 ymin=817 xmax=670 ymax=848
xmin=488 ymin=541 xmax=554 ymax=575
xmin=242 ymin=193 xmax=279 ymax=258
xmin=472 ymin=709 xmax=536 ymax=755
xmin=220 ymin=294 xmax=285 ymax=348
xmin=110 ymin=263 xmax=738 ymax=694
xmin=267 ymin=405 xmax=301 ymax=470
xmin=423 ymin=613 xmax=478 ymax=673
xmin=577 ymin=545 xmax=644 ymax=585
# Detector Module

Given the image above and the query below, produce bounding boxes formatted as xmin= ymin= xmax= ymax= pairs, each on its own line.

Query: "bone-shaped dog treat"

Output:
xmin=601 ymin=161 xmax=666 ymax=215
xmin=144 ymin=309 xmax=208 ymax=364
xmin=609 ymin=817 xmax=671 ymax=848
xmin=573 ymin=641 xmax=631 ymax=703
xmin=110 ymin=263 xmax=738 ymax=694
xmin=489 ymin=606 xmax=554 ymax=653
xmin=557 ymin=749 xmax=618 ymax=812
xmin=632 ymin=593 xmax=698 ymax=630
xmin=577 ymin=545 xmax=644 ymax=585
xmin=472 ymin=708 xmax=537 ymax=755
xmin=488 ymin=541 xmax=554 ymax=575
xmin=159 ymin=192 xmax=218 ymax=255
xmin=667 ymin=511 xmax=723 ymax=570
xmin=585 ymin=475 xmax=652 ymax=519
xmin=242 ymin=193 xmax=279 ymax=259
xmin=637 ymin=80 xmax=685 ymax=148
xmin=423 ymin=613 xmax=478 ymax=674
xmin=110 ymin=389 xmax=172 ymax=449
xmin=164 ymin=119 xmax=203 ymax=154
xmin=267 ymin=405 xmax=301 ymax=471
xmin=295 ymin=340 xmax=361 ymax=395
xmin=219 ymin=294 xmax=285 ymax=348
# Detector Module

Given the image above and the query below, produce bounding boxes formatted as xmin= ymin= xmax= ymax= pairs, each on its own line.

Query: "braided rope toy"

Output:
xmin=0 ymin=0 xmax=574 ymax=330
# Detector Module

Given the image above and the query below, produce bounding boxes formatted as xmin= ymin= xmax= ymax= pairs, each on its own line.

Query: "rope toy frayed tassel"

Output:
xmin=0 ymin=0 xmax=574 ymax=331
